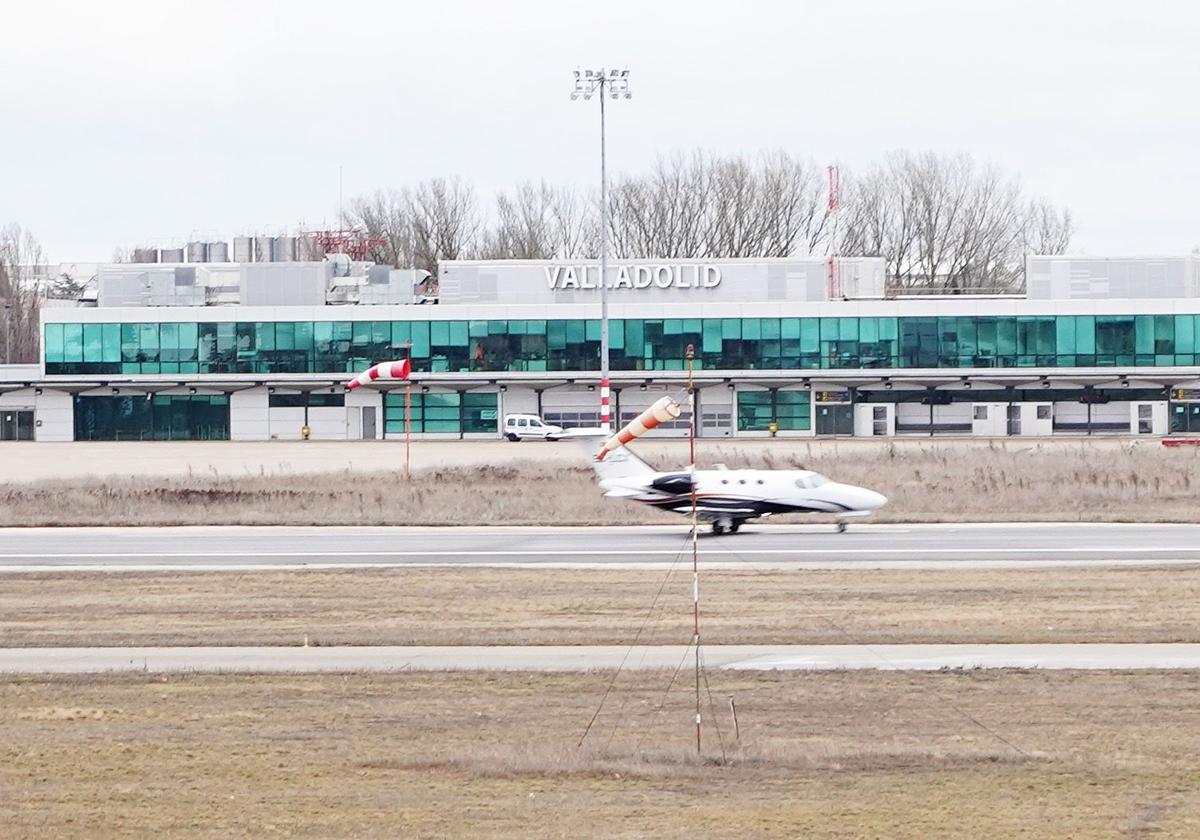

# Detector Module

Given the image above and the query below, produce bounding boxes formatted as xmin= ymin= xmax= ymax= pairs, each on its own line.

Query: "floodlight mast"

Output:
xmin=572 ymin=68 xmax=631 ymax=432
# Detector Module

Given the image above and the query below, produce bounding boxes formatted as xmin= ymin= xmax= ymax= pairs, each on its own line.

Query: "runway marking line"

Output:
xmin=2 ymin=559 xmax=1200 ymax=574
xmin=4 ymin=546 xmax=1200 ymax=559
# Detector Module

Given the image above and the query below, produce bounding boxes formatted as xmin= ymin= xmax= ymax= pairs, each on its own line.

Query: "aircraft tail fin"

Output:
xmin=571 ymin=431 xmax=657 ymax=482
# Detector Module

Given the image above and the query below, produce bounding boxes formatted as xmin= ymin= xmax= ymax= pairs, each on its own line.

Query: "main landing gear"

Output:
xmin=711 ymin=519 xmax=741 ymax=536
xmin=836 ymin=521 xmax=848 ymax=534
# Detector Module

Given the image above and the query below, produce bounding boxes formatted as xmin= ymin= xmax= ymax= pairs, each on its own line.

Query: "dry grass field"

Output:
xmin=2 ymin=439 xmax=1199 ymax=526
xmin=2 ymin=566 xmax=1199 ymax=647
xmin=1 ymin=669 xmax=1198 ymax=839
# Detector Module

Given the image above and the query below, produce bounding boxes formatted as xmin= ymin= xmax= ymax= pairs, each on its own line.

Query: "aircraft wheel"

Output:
xmin=836 ymin=521 xmax=847 ymax=534
xmin=729 ymin=521 xmax=741 ymax=534
xmin=711 ymin=523 xmax=726 ymax=536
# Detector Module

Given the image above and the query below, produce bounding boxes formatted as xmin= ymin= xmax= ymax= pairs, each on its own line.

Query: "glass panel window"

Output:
xmin=775 ymin=390 xmax=811 ymax=431
xmin=462 ymin=392 xmax=499 ymax=434
xmin=45 ymin=313 xmax=1200 ymax=376
xmin=82 ymin=324 xmax=103 ymax=363
xmin=45 ymin=323 xmax=65 ymax=364
xmin=101 ymin=324 xmax=121 ymax=362
xmin=159 ymin=323 xmax=179 ymax=363
xmin=736 ymin=391 xmax=773 ymax=432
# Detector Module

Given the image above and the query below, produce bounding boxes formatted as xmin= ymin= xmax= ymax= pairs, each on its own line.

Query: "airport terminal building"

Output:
xmin=4 ymin=253 xmax=1200 ymax=442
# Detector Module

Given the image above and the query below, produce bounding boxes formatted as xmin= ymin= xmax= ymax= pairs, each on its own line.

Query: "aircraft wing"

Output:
xmin=602 ymin=488 xmax=646 ymax=498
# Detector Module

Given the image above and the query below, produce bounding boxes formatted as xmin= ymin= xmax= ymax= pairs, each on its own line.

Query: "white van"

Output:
xmin=503 ymin=413 xmax=566 ymax=442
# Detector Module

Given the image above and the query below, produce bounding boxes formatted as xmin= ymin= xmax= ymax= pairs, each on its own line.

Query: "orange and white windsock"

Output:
xmin=346 ymin=358 xmax=411 ymax=390
xmin=595 ymin=396 xmax=681 ymax=460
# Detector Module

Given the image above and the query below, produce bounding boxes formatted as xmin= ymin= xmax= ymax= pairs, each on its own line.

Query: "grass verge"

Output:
xmin=1 ymin=669 xmax=1198 ymax=838
xmin=2 ymin=567 xmax=1199 ymax=647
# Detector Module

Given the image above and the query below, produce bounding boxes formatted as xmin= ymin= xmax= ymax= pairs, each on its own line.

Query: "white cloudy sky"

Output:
xmin=2 ymin=0 xmax=1197 ymax=261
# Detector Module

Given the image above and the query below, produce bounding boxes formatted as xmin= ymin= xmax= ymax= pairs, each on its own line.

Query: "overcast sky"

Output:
xmin=2 ymin=0 xmax=1197 ymax=262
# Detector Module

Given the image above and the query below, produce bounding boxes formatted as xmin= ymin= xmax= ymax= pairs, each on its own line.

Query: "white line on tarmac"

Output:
xmin=4 ymin=545 xmax=1200 ymax=559
xmin=1 ymin=558 xmax=1199 ymax=573
xmin=3 ymin=644 xmax=1200 ymax=673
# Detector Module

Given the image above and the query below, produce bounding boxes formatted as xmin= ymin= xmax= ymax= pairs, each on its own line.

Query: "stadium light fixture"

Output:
xmin=572 ymin=66 xmax=631 ymax=433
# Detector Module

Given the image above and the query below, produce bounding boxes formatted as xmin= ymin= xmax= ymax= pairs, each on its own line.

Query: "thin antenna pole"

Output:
xmin=339 ymin=165 xmax=344 ymax=229
xmin=827 ymin=164 xmax=840 ymax=299
xmin=686 ymin=343 xmax=700 ymax=756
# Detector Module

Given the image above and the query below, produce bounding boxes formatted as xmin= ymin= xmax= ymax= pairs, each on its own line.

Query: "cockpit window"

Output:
xmin=795 ymin=473 xmax=831 ymax=490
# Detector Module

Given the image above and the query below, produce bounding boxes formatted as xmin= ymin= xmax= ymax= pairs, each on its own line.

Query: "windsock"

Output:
xmin=595 ymin=396 xmax=681 ymax=460
xmin=346 ymin=358 xmax=411 ymax=390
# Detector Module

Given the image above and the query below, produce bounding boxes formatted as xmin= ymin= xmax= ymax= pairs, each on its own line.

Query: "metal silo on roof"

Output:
xmin=232 ymin=236 xmax=253 ymax=263
xmin=253 ymin=236 xmax=274 ymax=262
xmin=207 ymin=241 xmax=229 ymax=262
xmin=159 ymin=247 xmax=185 ymax=263
xmin=131 ymin=247 xmax=158 ymax=264
xmin=272 ymin=235 xmax=298 ymax=262
xmin=186 ymin=241 xmax=208 ymax=263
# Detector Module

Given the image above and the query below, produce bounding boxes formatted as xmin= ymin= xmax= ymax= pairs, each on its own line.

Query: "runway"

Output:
xmin=3 ymin=644 xmax=1200 ymax=673
xmin=2 ymin=523 xmax=1200 ymax=572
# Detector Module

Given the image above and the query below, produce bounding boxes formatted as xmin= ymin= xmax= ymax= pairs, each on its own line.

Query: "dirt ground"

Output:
xmin=0 ymin=670 xmax=1197 ymax=839
xmin=2 ymin=566 xmax=1199 ymax=647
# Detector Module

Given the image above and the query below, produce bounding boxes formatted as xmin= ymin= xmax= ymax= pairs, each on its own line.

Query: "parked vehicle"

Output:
xmin=503 ymin=413 xmax=565 ymax=441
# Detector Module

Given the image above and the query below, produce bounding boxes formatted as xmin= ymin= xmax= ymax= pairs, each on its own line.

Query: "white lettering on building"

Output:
xmin=544 ymin=263 xmax=723 ymax=291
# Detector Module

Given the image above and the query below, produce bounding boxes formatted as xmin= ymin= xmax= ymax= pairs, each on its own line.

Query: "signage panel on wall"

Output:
xmin=545 ymin=263 xmax=722 ymax=291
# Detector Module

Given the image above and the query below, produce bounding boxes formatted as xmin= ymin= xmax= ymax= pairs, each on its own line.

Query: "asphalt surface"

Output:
xmin=2 ymin=523 xmax=1200 ymax=572
xmin=3 ymin=644 xmax=1200 ymax=673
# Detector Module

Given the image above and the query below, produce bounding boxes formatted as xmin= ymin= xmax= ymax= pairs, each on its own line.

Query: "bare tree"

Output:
xmin=1023 ymin=197 xmax=1073 ymax=255
xmin=838 ymin=160 xmax=922 ymax=283
xmin=839 ymin=152 xmax=1071 ymax=293
xmin=711 ymin=149 xmax=830 ymax=256
xmin=345 ymin=150 xmax=1071 ymax=292
xmin=548 ymin=187 xmax=599 ymax=258
xmin=607 ymin=151 xmax=710 ymax=258
xmin=606 ymin=150 xmax=831 ymax=259
xmin=346 ymin=189 xmax=412 ymax=268
xmin=0 ymin=224 xmax=47 ymax=364
xmin=479 ymin=180 xmax=599 ymax=259
xmin=405 ymin=177 xmax=481 ymax=274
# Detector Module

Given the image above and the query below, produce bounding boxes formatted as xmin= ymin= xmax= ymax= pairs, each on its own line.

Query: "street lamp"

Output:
xmin=571 ymin=68 xmax=631 ymax=433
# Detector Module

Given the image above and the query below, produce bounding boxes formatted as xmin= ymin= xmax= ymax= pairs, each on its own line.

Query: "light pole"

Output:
xmin=572 ymin=68 xmax=631 ymax=433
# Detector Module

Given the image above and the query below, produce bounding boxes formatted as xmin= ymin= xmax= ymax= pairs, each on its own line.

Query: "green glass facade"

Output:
xmin=43 ymin=313 xmax=1200 ymax=376
xmin=74 ymin=395 xmax=230 ymax=441
xmin=383 ymin=392 xmax=498 ymax=435
xmin=736 ymin=390 xmax=812 ymax=432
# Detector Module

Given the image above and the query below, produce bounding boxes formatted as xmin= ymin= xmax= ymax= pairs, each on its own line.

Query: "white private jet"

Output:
xmin=586 ymin=441 xmax=888 ymax=535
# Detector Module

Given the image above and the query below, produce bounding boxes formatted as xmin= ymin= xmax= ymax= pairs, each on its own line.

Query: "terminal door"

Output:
xmin=815 ymin=403 xmax=853 ymax=436
xmin=1170 ymin=403 xmax=1200 ymax=434
xmin=0 ymin=409 xmax=34 ymax=441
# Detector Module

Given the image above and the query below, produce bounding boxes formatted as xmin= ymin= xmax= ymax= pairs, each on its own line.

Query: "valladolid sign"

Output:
xmin=546 ymin=263 xmax=722 ymax=291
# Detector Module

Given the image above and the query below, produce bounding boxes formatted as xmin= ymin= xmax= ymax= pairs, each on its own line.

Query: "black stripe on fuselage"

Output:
xmin=643 ymin=496 xmax=854 ymax=516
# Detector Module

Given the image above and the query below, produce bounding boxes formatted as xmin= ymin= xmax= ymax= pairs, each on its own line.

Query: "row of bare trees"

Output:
xmin=347 ymin=150 xmax=1072 ymax=293
xmin=839 ymin=152 xmax=1072 ymax=293
xmin=0 ymin=225 xmax=47 ymax=365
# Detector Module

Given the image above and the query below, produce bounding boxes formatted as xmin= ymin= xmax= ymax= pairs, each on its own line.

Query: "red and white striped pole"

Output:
xmin=599 ymin=377 xmax=611 ymax=433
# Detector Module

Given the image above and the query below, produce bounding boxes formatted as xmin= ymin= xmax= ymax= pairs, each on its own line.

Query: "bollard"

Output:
xmin=301 ymin=424 xmax=311 ymax=441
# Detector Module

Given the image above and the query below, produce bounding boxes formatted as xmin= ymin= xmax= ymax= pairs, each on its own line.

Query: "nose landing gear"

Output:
xmin=836 ymin=521 xmax=847 ymax=534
